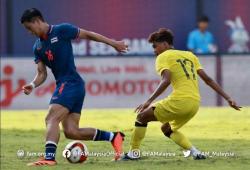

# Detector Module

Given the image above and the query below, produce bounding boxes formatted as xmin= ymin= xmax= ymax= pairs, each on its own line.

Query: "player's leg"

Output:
xmin=161 ymin=122 xmax=205 ymax=159
xmin=159 ymin=98 xmax=206 ymax=160
xmin=27 ymin=104 xmax=69 ymax=166
xmin=62 ymin=113 xmax=115 ymax=141
xmin=161 ymin=122 xmax=192 ymax=150
xmin=124 ymin=107 xmax=157 ymax=159
xmin=44 ymin=104 xmax=70 ymax=159
xmin=62 ymin=112 xmax=125 ymax=160
xmin=122 ymin=99 xmax=176 ymax=160
xmin=62 ymin=113 xmax=95 ymax=140
xmin=45 ymin=104 xmax=69 ymax=142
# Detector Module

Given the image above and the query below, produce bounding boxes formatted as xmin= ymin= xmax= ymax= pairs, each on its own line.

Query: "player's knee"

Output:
xmin=64 ymin=130 xmax=72 ymax=139
xmin=64 ymin=128 xmax=79 ymax=139
xmin=136 ymin=113 xmax=148 ymax=124
xmin=161 ymin=123 xmax=173 ymax=138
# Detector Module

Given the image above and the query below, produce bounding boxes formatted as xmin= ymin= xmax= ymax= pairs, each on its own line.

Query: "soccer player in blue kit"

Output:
xmin=21 ymin=8 xmax=128 ymax=166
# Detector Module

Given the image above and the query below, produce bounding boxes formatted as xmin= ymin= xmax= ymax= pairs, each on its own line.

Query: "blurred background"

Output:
xmin=1 ymin=0 xmax=250 ymax=109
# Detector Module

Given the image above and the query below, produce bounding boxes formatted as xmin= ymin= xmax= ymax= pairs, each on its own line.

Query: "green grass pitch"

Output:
xmin=1 ymin=107 xmax=250 ymax=170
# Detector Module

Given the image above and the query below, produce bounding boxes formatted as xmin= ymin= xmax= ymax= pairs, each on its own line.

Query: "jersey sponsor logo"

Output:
xmin=51 ymin=96 xmax=58 ymax=100
xmin=51 ymin=37 xmax=58 ymax=44
xmin=45 ymin=50 xmax=54 ymax=61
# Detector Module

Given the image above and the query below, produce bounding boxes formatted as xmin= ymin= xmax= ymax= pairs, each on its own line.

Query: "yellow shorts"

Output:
xmin=153 ymin=98 xmax=200 ymax=131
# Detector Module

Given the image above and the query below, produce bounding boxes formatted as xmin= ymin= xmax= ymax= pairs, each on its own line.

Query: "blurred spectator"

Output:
xmin=187 ymin=16 xmax=217 ymax=54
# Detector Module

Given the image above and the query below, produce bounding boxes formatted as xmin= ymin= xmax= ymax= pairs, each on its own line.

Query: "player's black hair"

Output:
xmin=148 ymin=28 xmax=174 ymax=45
xmin=20 ymin=8 xmax=44 ymax=24
xmin=198 ymin=15 xmax=210 ymax=23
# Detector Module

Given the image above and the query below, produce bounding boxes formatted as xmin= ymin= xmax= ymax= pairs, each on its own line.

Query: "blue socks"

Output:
xmin=93 ymin=129 xmax=114 ymax=141
xmin=45 ymin=141 xmax=57 ymax=160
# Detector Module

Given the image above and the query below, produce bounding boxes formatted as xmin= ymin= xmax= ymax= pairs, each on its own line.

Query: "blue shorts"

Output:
xmin=50 ymin=80 xmax=85 ymax=114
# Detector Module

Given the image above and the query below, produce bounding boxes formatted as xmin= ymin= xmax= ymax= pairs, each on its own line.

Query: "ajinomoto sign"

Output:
xmin=0 ymin=57 xmax=163 ymax=109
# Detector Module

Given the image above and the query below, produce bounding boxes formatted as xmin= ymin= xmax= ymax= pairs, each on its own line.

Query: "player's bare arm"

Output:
xmin=22 ymin=61 xmax=47 ymax=95
xmin=78 ymin=29 xmax=128 ymax=53
xmin=197 ymin=69 xmax=241 ymax=110
xmin=135 ymin=70 xmax=171 ymax=113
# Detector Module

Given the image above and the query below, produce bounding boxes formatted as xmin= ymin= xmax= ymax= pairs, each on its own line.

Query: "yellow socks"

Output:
xmin=170 ymin=131 xmax=192 ymax=150
xmin=129 ymin=121 xmax=147 ymax=150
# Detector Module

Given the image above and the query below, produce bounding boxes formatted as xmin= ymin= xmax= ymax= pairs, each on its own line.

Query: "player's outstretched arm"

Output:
xmin=197 ymin=69 xmax=241 ymax=110
xmin=78 ymin=29 xmax=128 ymax=53
xmin=22 ymin=61 xmax=47 ymax=95
xmin=135 ymin=70 xmax=171 ymax=113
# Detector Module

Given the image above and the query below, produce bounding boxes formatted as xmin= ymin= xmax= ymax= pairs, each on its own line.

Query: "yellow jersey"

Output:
xmin=155 ymin=49 xmax=202 ymax=101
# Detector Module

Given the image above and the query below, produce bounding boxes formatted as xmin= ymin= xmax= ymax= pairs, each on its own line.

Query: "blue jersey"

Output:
xmin=33 ymin=23 xmax=82 ymax=83
xmin=33 ymin=23 xmax=85 ymax=114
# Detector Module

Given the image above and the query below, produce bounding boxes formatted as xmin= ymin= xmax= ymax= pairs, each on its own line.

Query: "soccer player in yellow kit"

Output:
xmin=122 ymin=28 xmax=241 ymax=160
